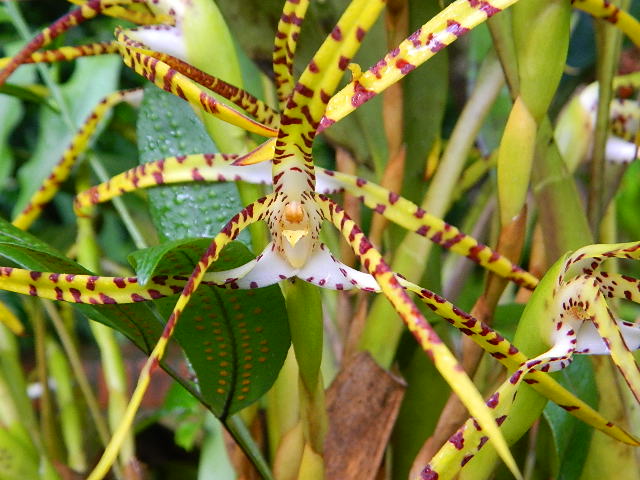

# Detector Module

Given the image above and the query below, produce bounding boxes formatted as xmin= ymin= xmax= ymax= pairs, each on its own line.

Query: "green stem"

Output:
xmin=76 ymin=164 xmax=133 ymax=478
xmin=89 ymin=156 xmax=149 ymax=250
xmin=46 ymin=338 xmax=87 ymax=472
xmin=0 ymin=324 xmax=36 ymax=447
xmin=532 ymin=120 xmax=593 ymax=257
xmin=266 ymin=349 xmax=300 ymax=464
xmin=0 ymin=322 xmax=38 ymax=439
xmin=41 ymin=301 xmax=111 ymax=448
xmin=27 ymin=299 xmax=62 ymax=462
xmin=589 ymin=0 xmax=628 ymax=236
xmin=283 ymin=280 xmax=326 ymax=478
xmin=226 ymin=414 xmax=276 ymax=480
xmin=0 ymin=361 xmax=42 ymax=478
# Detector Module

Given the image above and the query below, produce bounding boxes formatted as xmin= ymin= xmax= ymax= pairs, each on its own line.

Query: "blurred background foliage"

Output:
xmin=1 ymin=0 xmax=640 ymax=479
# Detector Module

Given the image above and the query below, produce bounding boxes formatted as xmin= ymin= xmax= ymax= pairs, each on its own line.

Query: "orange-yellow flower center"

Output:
xmin=284 ymin=201 xmax=304 ymax=224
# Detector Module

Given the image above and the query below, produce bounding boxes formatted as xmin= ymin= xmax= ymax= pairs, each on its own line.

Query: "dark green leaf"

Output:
xmin=402 ymin=0 xmax=448 ymax=204
xmin=137 ymin=84 xmax=250 ymax=245
xmin=0 ymin=216 xmax=164 ymax=359
xmin=129 ymin=238 xmax=289 ymax=417
xmin=137 ymin=85 xmax=289 ymax=417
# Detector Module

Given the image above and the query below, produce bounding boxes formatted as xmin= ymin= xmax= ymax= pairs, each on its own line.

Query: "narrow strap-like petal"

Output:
xmin=88 ymin=195 xmax=274 ymax=479
xmin=115 ymin=31 xmax=278 ymax=138
xmin=13 ymin=89 xmax=143 ymax=229
xmin=0 ymin=267 xmax=182 ymax=304
xmin=0 ymin=0 xmax=138 ymax=85
xmin=272 ymin=0 xmax=310 ymax=107
xmin=273 ymin=0 xmax=385 ymax=197
xmin=74 ymin=154 xmax=271 ymax=215
xmin=118 ymin=27 xmax=280 ymax=128
xmin=317 ymin=167 xmax=538 ymax=289
xmin=0 ymin=42 xmax=119 ymax=69
xmin=315 ymin=193 xmax=521 ymax=479
xmin=322 ymin=0 xmax=517 ymax=129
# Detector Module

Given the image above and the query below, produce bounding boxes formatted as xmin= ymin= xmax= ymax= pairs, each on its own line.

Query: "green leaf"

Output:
xmin=14 ymin=55 xmax=121 ymax=215
xmin=137 ymin=84 xmax=250 ymax=245
xmin=136 ymin=30 xmax=284 ymax=479
xmin=0 ymin=83 xmax=57 ymax=110
xmin=128 ymin=237 xmax=209 ymax=286
xmin=0 ymin=41 xmax=36 ymax=191
xmin=0 ymin=217 xmax=164 ymax=353
xmin=0 ymin=6 xmax=9 ymax=24
xmin=402 ymin=0 xmax=448 ymax=204
xmin=391 ymin=333 xmax=450 ymax=480
xmin=0 ymin=427 xmax=41 ymax=480
xmin=129 ymin=238 xmax=290 ymax=417
xmin=137 ymin=78 xmax=289 ymax=417
xmin=284 ymin=279 xmax=322 ymax=393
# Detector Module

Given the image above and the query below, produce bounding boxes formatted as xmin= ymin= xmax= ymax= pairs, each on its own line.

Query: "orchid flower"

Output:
xmin=556 ymin=72 xmax=640 ymax=170
xmin=418 ymin=241 xmax=640 ymax=480
xmin=2 ymin=0 xmax=640 ymax=479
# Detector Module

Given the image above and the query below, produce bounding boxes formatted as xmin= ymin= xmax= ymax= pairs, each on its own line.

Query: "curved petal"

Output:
xmin=297 ymin=243 xmax=379 ymax=291
xmin=583 ymin=277 xmax=640 ymax=403
xmin=425 ymin=335 xmax=577 ymax=479
xmin=0 ymin=267 xmax=181 ymax=304
xmin=14 ymin=89 xmax=143 ymax=229
xmin=74 ymin=156 xmax=272 ymax=215
xmin=317 ymin=167 xmax=538 ymax=288
xmin=272 ymin=0 xmax=311 ymax=106
xmin=205 ymin=242 xmax=296 ymax=289
xmin=89 ymin=195 xmax=274 ymax=479
xmin=315 ymin=193 xmax=521 ymax=479
xmin=116 ymin=29 xmax=278 ymax=138
xmin=0 ymin=0 xmax=128 ymax=85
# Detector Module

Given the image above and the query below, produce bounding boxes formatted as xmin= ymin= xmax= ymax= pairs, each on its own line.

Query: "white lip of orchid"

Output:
xmin=201 ymin=241 xmax=381 ymax=292
xmin=575 ymin=82 xmax=640 ymax=164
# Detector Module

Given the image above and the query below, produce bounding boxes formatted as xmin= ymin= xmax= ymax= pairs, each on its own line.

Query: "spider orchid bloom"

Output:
xmin=419 ymin=241 xmax=640 ymax=479
xmin=494 ymin=242 xmax=640 ymax=398
xmin=555 ymin=72 xmax=640 ymax=169
xmin=1 ymin=0 xmax=547 ymax=477
xmin=540 ymin=243 xmax=640 ymax=382
xmin=4 ymin=0 xmax=640 ymax=478
xmin=420 ymin=242 xmax=640 ymax=480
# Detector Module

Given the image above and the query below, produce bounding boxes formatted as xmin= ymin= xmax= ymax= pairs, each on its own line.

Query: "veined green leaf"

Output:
xmin=137 ymin=81 xmax=289 ymax=417
xmin=129 ymin=238 xmax=289 ymax=417
xmin=138 ymin=84 xmax=250 ymax=245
